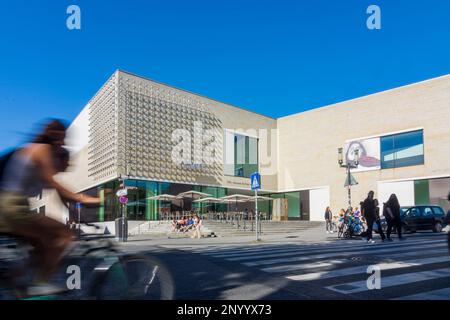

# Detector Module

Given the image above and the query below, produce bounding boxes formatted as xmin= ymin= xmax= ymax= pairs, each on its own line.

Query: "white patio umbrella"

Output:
xmin=220 ymin=194 xmax=252 ymax=212
xmin=177 ymin=190 xmax=212 ymax=199
xmin=147 ymin=194 xmax=183 ymax=201
xmin=147 ymin=194 xmax=183 ymax=218
xmin=244 ymin=195 xmax=274 ymax=202
xmin=192 ymin=197 xmax=223 ymax=203
xmin=244 ymin=196 xmax=274 ymax=220
xmin=193 ymin=197 xmax=223 ymax=214
xmin=177 ymin=190 xmax=212 ymax=212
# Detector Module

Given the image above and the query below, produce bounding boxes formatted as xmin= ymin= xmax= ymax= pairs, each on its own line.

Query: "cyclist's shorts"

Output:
xmin=0 ymin=191 xmax=42 ymax=234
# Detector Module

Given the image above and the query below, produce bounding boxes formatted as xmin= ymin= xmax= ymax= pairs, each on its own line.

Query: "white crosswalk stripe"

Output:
xmin=393 ymin=287 xmax=450 ymax=300
xmin=186 ymin=235 xmax=450 ymax=300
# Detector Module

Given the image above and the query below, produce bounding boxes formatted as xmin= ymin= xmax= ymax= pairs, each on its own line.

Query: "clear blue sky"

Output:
xmin=1 ymin=0 xmax=450 ymax=150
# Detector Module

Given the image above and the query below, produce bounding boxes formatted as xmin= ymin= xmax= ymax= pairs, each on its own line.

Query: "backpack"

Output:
xmin=0 ymin=149 xmax=15 ymax=183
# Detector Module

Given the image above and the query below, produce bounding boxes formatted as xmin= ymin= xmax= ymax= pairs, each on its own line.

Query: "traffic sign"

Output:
xmin=116 ymin=189 xmax=128 ymax=197
xmin=344 ymin=174 xmax=358 ymax=187
xmin=250 ymin=172 xmax=261 ymax=190
xmin=119 ymin=196 xmax=128 ymax=204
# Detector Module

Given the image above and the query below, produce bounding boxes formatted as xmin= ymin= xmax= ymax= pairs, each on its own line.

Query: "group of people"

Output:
xmin=171 ymin=212 xmax=203 ymax=238
xmin=325 ymin=191 xmax=405 ymax=243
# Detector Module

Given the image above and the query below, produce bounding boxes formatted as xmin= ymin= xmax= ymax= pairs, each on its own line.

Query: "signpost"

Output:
xmin=250 ymin=172 xmax=261 ymax=241
xmin=75 ymin=202 xmax=82 ymax=239
xmin=116 ymin=183 xmax=131 ymax=242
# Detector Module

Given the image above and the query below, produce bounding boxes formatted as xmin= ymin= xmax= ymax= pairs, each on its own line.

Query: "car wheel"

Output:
xmin=433 ymin=222 xmax=443 ymax=233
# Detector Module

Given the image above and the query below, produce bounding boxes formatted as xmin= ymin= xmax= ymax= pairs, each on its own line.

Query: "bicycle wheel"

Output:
xmin=91 ymin=255 xmax=175 ymax=300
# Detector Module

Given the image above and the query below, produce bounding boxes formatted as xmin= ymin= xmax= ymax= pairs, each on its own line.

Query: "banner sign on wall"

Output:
xmin=344 ymin=137 xmax=381 ymax=172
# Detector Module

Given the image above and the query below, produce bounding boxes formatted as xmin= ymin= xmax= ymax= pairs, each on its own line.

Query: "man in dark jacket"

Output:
xmin=362 ymin=191 xmax=385 ymax=243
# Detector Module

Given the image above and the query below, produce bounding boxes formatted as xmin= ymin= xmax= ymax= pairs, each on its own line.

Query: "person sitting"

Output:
xmin=176 ymin=216 xmax=186 ymax=232
xmin=183 ymin=216 xmax=195 ymax=233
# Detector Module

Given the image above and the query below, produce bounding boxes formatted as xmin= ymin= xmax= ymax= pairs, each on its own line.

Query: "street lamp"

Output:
xmin=338 ymin=147 xmax=359 ymax=209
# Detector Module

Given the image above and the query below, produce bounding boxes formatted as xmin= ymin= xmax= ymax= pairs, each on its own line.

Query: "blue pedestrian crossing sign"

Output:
xmin=250 ymin=172 xmax=261 ymax=190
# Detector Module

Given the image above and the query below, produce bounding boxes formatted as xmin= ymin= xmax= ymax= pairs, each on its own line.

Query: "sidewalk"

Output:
xmin=121 ymin=223 xmax=336 ymax=247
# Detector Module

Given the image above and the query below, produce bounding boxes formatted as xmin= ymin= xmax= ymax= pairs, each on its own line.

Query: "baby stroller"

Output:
xmin=338 ymin=215 xmax=365 ymax=239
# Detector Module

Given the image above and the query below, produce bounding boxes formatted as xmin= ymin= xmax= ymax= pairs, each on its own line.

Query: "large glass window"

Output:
xmin=381 ymin=130 xmax=424 ymax=169
xmin=234 ymin=134 xmax=258 ymax=178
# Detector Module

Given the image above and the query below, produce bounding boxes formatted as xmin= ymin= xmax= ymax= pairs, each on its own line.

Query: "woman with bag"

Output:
xmin=384 ymin=194 xmax=404 ymax=241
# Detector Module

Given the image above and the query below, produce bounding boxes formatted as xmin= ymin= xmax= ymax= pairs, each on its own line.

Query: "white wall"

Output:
xmin=309 ymin=187 xmax=330 ymax=221
xmin=65 ymin=104 xmax=90 ymax=154
xmin=377 ymin=180 xmax=415 ymax=214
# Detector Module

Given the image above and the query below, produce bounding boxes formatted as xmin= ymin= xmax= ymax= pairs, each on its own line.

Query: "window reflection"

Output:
xmin=381 ymin=130 xmax=424 ymax=169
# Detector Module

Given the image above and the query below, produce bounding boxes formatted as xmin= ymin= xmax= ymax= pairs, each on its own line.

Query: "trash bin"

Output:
xmin=115 ymin=217 xmax=128 ymax=242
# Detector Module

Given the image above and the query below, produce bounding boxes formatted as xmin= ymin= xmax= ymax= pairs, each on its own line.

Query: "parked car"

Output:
xmin=400 ymin=205 xmax=449 ymax=233
xmin=400 ymin=206 xmax=412 ymax=218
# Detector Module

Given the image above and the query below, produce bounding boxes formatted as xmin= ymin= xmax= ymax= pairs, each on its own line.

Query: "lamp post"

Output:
xmin=338 ymin=147 xmax=359 ymax=209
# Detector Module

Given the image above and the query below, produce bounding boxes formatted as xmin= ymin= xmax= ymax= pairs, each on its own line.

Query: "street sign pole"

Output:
xmin=77 ymin=204 xmax=81 ymax=239
xmin=250 ymin=172 xmax=261 ymax=242
xmin=121 ymin=203 xmax=126 ymax=242
xmin=255 ymin=189 xmax=259 ymax=242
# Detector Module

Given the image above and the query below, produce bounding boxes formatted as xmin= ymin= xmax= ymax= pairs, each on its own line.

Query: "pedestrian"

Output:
xmin=384 ymin=194 xmax=404 ymax=241
xmin=375 ymin=203 xmax=386 ymax=241
xmin=244 ymin=208 xmax=249 ymax=220
xmin=191 ymin=214 xmax=202 ymax=239
xmin=362 ymin=191 xmax=385 ymax=243
xmin=324 ymin=206 xmax=333 ymax=234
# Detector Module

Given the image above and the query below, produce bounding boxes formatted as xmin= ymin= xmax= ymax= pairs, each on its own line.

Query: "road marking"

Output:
xmin=326 ymin=267 xmax=450 ymax=294
xmin=286 ymin=252 xmax=450 ymax=281
xmin=261 ymin=245 xmax=448 ymax=274
xmin=225 ymin=239 xmax=444 ymax=261
xmin=243 ymin=241 xmax=446 ymax=267
xmin=393 ymin=287 xmax=450 ymax=300
xmin=203 ymin=238 xmax=445 ymax=260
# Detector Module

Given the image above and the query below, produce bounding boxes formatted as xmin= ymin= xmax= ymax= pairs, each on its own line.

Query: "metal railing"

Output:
xmin=157 ymin=211 xmax=268 ymax=232
xmin=202 ymin=211 xmax=268 ymax=232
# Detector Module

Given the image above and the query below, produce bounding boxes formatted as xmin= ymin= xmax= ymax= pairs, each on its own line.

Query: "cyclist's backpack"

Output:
xmin=0 ymin=149 xmax=15 ymax=183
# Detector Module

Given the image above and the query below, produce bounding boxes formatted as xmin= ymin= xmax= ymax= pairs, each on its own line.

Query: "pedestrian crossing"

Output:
xmin=184 ymin=234 xmax=450 ymax=300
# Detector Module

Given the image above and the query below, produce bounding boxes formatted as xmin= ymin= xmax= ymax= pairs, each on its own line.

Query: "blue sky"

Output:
xmin=1 ymin=0 xmax=450 ymax=150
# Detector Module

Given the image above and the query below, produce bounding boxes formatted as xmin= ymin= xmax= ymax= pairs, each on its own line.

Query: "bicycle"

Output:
xmin=0 ymin=224 xmax=175 ymax=300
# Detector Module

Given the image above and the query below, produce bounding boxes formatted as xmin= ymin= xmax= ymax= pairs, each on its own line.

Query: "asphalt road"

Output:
xmin=122 ymin=231 xmax=450 ymax=300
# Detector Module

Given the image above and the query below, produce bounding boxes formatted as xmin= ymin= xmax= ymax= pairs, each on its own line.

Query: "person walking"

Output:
xmin=324 ymin=207 xmax=333 ymax=234
xmin=374 ymin=202 xmax=386 ymax=241
xmin=362 ymin=191 xmax=385 ymax=243
xmin=191 ymin=214 xmax=202 ymax=239
xmin=384 ymin=194 xmax=404 ymax=241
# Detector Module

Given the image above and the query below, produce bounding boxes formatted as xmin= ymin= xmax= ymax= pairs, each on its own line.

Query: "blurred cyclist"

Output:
xmin=0 ymin=119 xmax=100 ymax=296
